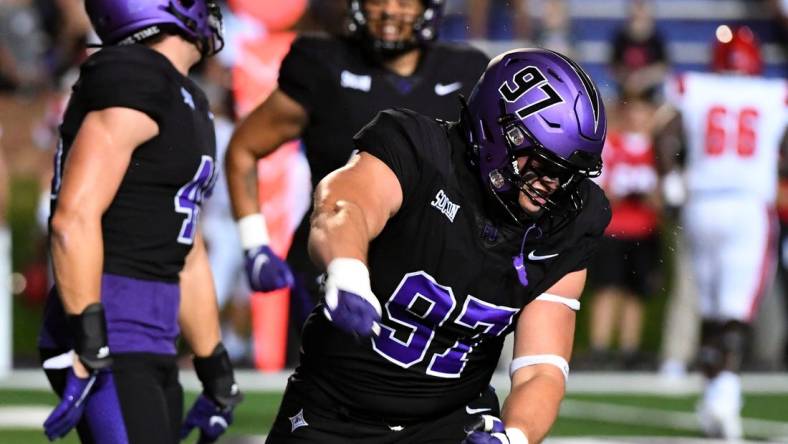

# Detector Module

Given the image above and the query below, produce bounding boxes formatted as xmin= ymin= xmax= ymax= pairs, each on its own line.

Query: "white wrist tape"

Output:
xmin=535 ymin=293 xmax=580 ymax=311
xmin=326 ymin=258 xmax=373 ymax=296
xmin=510 ymin=354 xmax=570 ymax=382
xmin=505 ymin=427 xmax=529 ymax=444
xmin=237 ymin=213 xmax=270 ymax=250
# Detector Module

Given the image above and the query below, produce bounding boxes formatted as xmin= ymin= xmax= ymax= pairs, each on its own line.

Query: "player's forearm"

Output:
xmin=225 ymin=140 xmax=263 ymax=220
xmin=50 ymin=211 xmax=104 ymax=314
xmin=308 ymin=199 xmax=371 ymax=270
xmin=179 ymin=232 xmax=221 ymax=357
xmin=502 ymin=372 xmax=566 ymax=444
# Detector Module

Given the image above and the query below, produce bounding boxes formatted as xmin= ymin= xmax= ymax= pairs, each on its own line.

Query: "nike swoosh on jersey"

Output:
xmin=465 ymin=406 xmax=492 ymax=415
xmin=528 ymin=251 xmax=559 ymax=261
xmin=434 ymin=82 xmax=462 ymax=96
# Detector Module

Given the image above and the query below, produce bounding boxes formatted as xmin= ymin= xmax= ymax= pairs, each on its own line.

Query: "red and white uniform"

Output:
xmin=667 ymin=72 xmax=787 ymax=322
xmin=597 ymin=130 xmax=659 ymax=239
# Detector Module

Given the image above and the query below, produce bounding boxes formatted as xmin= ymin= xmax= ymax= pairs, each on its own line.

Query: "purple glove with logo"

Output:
xmin=322 ymin=258 xmax=382 ymax=338
xmin=180 ymin=394 xmax=234 ymax=444
xmin=181 ymin=343 xmax=243 ymax=444
xmin=463 ymin=415 xmax=528 ymax=444
xmin=43 ymin=368 xmax=97 ymax=441
xmin=244 ymin=245 xmax=294 ymax=292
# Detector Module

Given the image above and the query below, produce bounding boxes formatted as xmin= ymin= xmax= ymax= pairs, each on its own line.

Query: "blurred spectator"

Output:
xmin=586 ymin=97 xmax=662 ymax=370
xmin=467 ymin=0 xmax=530 ymax=40
xmin=776 ymin=129 xmax=788 ymax=368
xmin=768 ymin=0 xmax=788 ymax=60
xmin=0 ymin=131 xmax=9 ymax=377
xmin=196 ymin=59 xmax=253 ymax=364
xmin=0 ymin=0 xmax=48 ymax=92
xmin=532 ymin=0 xmax=573 ymax=57
xmin=609 ymin=0 xmax=668 ymax=102
xmin=41 ymin=0 xmax=91 ymax=81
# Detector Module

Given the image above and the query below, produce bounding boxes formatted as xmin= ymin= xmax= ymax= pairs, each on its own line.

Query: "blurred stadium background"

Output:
xmin=0 ymin=0 xmax=786 ymax=442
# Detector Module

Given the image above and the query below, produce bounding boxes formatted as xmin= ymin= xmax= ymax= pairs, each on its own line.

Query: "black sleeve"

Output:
xmin=353 ymin=110 xmax=424 ymax=203
xmin=75 ymin=52 xmax=170 ymax=124
xmin=278 ymin=35 xmax=326 ymax=113
xmin=571 ymin=182 xmax=612 ymax=272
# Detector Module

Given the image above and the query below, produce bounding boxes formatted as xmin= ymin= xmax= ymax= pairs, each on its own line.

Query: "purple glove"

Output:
xmin=180 ymin=394 xmax=234 ymax=444
xmin=463 ymin=415 xmax=527 ymax=444
xmin=244 ymin=245 xmax=294 ymax=292
xmin=322 ymin=258 xmax=381 ymax=337
xmin=43 ymin=368 xmax=97 ymax=441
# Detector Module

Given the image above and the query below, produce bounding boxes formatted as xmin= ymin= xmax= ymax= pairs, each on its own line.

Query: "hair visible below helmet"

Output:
xmin=85 ymin=0 xmax=224 ymax=57
xmin=711 ymin=25 xmax=762 ymax=75
xmin=348 ymin=0 xmax=443 ymax=57
xmin=462 ymin=48 xmax=606 ymax=225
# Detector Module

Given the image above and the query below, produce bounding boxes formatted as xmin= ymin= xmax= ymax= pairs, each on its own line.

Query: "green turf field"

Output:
xmin=3 ymin=390 xmax=788 ymax=443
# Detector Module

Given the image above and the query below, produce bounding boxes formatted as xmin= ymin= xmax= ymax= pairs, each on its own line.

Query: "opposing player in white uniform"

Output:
xmin=657 ymin=25 xmax=787 ymax=439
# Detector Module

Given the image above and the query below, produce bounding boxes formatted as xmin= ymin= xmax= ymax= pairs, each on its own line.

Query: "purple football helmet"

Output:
xmin=348 ymin=0 xmax=444 ymax=56
xmin=85 ymin=0 xmax=224 ymax=56
xmin=463 ymin=48 xmax=606 ymax=222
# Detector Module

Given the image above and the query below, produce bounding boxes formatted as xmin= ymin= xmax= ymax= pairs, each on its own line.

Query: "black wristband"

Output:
xmin=193 ymin=343 xmax=243 ymax=408
xmin=66 ymin=302 xmax=112 ymax=371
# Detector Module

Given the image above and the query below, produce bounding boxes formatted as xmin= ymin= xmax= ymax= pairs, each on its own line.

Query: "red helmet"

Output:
xmin=711 ymin=25 xmax=762 ymax=75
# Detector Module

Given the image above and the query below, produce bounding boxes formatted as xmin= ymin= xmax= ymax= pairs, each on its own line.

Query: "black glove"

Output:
xmin=181 ymin=343 xmax=243 ymax=443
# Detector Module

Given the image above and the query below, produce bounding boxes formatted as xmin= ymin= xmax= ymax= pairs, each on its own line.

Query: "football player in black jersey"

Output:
xmin=264 ymin=49 xmax=610 ymax=444
xmin=37 ymin=1 xmax=242 ymax=443
xmin=225 ymin=0 xmax=489 ymax=351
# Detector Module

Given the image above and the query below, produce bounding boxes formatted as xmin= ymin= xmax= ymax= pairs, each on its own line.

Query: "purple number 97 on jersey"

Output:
xmin=175 ymin=155 xmax=216 ymax=245
xmin=373 ymin=271 xmax=519 ymax=379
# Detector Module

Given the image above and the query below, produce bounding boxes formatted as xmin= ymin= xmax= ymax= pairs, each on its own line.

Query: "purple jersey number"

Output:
xmin=372 ymin=272 xmax=519 ymax=378
xmin=175 ymin=155 xmax=216 ymax=245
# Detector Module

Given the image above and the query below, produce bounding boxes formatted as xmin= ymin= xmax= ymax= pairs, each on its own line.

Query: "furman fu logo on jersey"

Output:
xmin=431 ymin=189 xmax=460 ymax=222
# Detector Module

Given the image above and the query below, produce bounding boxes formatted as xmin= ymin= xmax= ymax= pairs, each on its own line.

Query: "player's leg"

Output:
xmin=697 ymin=199 xmax=773 ymax=439
xmin=659 ymin=230 xmax=700 ymax=377
xmin=110 ymin=353 xmax=184 ymax=444
xmin=619 ymin=234 xmax=660 ymax=369
xmin=587 ymin=237 xmax=624 ymax=364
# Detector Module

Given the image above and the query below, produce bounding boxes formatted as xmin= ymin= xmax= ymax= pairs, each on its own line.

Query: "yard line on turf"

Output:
xmin=559 ymin=399 xmax=788 ymax=441
xmin=0 ymin=406 xmax=49 ymax=428
xmin=3 ymin=370 xmax=788 ymax=394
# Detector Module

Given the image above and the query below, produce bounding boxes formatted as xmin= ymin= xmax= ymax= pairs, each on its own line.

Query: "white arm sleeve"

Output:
xmin=534 ymin=293 xmax=580 ymax=311
xmin=509 ymin=354 xmax=570 ymax=382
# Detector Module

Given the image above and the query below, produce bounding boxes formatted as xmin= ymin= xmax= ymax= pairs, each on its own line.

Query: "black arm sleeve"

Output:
xmin=353 ymin=110 xmax=425 ymax=206
xmin=76 ymin=50 xmax=171 ymax=124
xmin=278 ymin=35 xmax=327 ymax=113
xmin=571 ymin=182 xmax=612 ymax=272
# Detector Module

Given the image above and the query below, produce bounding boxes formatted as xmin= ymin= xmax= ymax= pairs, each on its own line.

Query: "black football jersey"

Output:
xmin=278 ymin=33 xmax=490 ymax=189
xmin=297 ymin=109 xmax=611 ymax=422
xmin=51 ymin=45 xmax=217 ymax=282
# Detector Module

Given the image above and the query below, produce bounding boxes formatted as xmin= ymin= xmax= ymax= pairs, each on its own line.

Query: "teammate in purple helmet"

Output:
xmin=265 ymin=48 xmax=610 ymax=443
xmin=37 ymin=1 xmax=241 ymax=443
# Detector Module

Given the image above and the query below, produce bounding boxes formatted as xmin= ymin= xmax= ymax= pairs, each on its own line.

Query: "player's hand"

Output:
xmin=43 ymin=368 xmax=98 ymax=441
xmin=180 ymin=394 xmax=237 ymax=444
xmin=182 ymin=343 xmax=243 ymax=443
xmin=244 ymin=245 xmax=294 ymax=292
xmin=463 ymin=415 xmax=528 ymax=444
xmin=322 ymin=258 xmax=382 ymax=338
